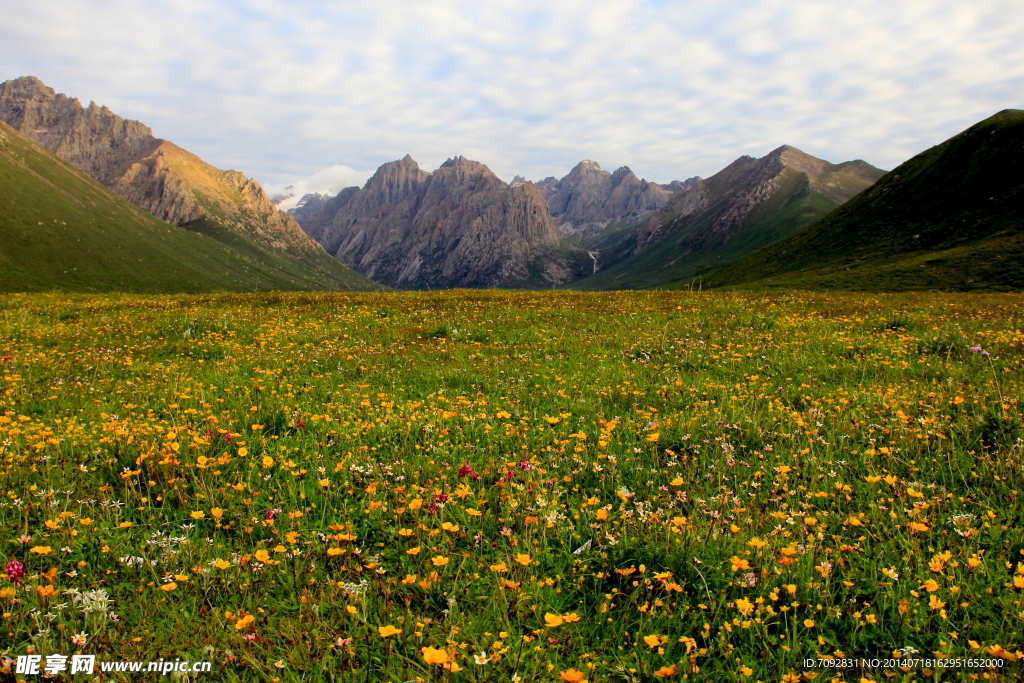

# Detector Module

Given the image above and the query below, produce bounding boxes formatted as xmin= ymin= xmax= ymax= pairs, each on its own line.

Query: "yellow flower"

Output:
xmin=407 ymin=547 xmax=421 ymax=555
xmin=466 ymin=508 xmax=482 ymax=516
xmin=36 ymin=585 xmax=57 ymax=598
xmin=643 ymin=634 xmax=663 ymax=648
xmin=803 ymin=619 xmax=815 ymax=628
xmin=739 ymin=665 xmax=754 ymax=676
xmin=653 ymin=664 xmax=679 ymax=678
xmin=544 ymin=613 xmax=564 ymax=628
xmin=729 ymin=556 xmax=750 ymax=572
xmin=378 ymin=625 xmax=402 ymax=637
xmin=237 ymin=447 xmax=248 ymax=457
xmin=748 ymin=537 xmax=767 ymax=548
xmin=161 ymin=582 xmax=177 ymax=592
xmin=261 ymin=455 xmax=274 ymax=468
xmin=79 ymin=517 xmax=93 ymax=525
xmin=908 ymin=522 xmax=929 ymax=533
xmin=190 ymin=511 xmax=205 ymax=519
xmin=118 ymin=521 xmax=132 ymax=528
xmin=346 ymin=605 xmax=357 ymax=614
xmin=646 ymin=432 xmax=660 ymax=442
xmin=422 ymin=646 xmax=449 ymax=665
xmin=670 ymin=477 xmax=684 ymax=486
xmin=29 ymin=546 xmax=51 ymax=555
xmin=515 ymin=553 xmax=532 ymax=566
xmin=431 ymin=555 xmax=450 ymax=566
xmin=398 ymin=528 xmax=414 ymax=536
xmin=559 ymin=669 xmax=587 ymax=682
xmin=213 ymin=559 xmax=231 ymax=570
xmin=596 ymin=509 xmax=609 ymax=520
xmin=803 ymin=516 xmax=818 ymax=526
xmin=921 ymin=579 xmax=940 ymax=592
xmin=929 ymin=594 xmax=946 ymax=611
xmin=254 ymin=549 xmax=271 ymax=563
xmin=441 ymin=522 xmax=460 ymax=532
xmin=490 ymin=562 xmax=508 ymax=573
xmin=543 ymin=416 xmax=560 ymax=425
xmin=327 ymin=548 xmax=344 ymax=556
xmin=234 ymin=614 xmax=254 ymax=630
xmin=409 ymin=498 xmax=423 ymax=510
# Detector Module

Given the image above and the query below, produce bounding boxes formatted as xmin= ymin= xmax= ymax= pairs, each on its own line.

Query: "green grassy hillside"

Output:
xmin=709 ymin=109 xmax=1024 ymax=291
xmin=0 ymin=122 xmax=385 ymax=293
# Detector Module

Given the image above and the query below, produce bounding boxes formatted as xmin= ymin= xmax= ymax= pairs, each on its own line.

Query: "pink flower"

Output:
xmin=5 ymin=559 xmax=25 ymax=584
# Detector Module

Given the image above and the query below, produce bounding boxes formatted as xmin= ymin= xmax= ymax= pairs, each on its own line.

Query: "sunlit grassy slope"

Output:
xmin=0 ymin=122 xmax=385 ymax=293
xmin=709 ymin=110 xmax=1024 ymax=291
xmin=2 ymin=289 xmax=1022 ymax=680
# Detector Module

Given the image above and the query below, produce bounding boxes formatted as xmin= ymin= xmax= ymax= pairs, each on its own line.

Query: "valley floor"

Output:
xmin=1 ymin=290 xmax=1022 ymax=681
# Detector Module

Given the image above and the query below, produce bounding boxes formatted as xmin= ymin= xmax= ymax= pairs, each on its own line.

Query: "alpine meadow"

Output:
xmin=1 ymin=289 xmax=1022 ymax=681
xmin=3 ymin=2 xmax=1024 ymax=680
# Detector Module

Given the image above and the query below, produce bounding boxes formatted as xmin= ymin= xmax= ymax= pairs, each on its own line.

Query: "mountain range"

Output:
xmin=0 ymin=76 xmax=382 ymax=292
xmin=570 ymin=145 xmax=884 ymax=290
xmin=1 ymin=75 xmax=1021 ymax=294
xmin=290 ymin=155 xmax=592 ymax=289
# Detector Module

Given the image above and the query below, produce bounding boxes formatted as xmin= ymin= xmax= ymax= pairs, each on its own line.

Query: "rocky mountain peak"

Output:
xmin=291 ymin=156 xmax=592 ymax=289
xmin=767 ymin=144 xmax=830 ymax=178
xmin=537 ymin=159 xmax=692 ymax=236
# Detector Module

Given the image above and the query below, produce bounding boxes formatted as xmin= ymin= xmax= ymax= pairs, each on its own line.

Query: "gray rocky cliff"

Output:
xmin=294 ymin=156 xmax=590 ymax=289
xmin=536 ymin=159 xmax=699 ymax=236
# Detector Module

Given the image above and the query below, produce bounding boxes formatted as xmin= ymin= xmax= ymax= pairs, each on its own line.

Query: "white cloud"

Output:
xmin=1 ymin=0 xmax=1022 ymax=187
xmin=266 ymin=164 xmax=372 ymax=211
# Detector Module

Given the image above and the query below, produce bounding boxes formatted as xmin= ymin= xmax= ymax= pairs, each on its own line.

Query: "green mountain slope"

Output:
xmin=0 ymin=121 xmax=385 ymax=293
xmin=708 ymin=109 xmax=1024 ymax=291
xmin=568 ymin=146 xmax=883 ymax=291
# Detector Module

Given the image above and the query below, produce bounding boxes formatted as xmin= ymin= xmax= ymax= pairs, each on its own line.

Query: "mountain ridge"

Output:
xmin=707 ymin=109 xmax=1024 ymax=291
xmin=0 ymin=75 xmax=374 ymax=291
xmin=568 ymin=144 xmax=884 ymax=290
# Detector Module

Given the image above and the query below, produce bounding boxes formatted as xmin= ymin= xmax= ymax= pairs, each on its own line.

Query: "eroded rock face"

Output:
xmin=295 ymin=156 xmax=591 ymax=289
xmin=536 ymin=160 xmax=699 ymax=235
xmin=0 ymin=76 xmax=325 ymax=256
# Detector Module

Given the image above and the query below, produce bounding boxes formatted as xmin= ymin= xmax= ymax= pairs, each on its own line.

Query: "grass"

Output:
xmin=1 ymin=289 xmax=1023 ymax=681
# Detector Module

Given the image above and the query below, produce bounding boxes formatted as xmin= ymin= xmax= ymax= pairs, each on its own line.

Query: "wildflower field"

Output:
xmin=1 ymin=289 xmax=1023 ymax=682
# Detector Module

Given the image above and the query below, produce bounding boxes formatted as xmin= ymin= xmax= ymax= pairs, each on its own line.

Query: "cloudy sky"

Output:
xmin=3 ymin=0 xmax=1022 ymax=203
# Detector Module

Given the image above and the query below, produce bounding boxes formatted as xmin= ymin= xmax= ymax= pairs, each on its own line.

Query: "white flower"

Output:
xmin=473 ymin=651 xmax=489 ymax=665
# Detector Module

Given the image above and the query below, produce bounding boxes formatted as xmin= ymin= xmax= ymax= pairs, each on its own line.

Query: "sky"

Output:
xmin=3 ymin=0 xmax=1023 ymax=206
